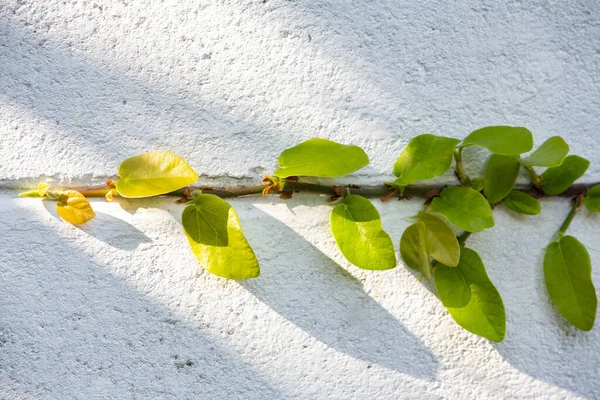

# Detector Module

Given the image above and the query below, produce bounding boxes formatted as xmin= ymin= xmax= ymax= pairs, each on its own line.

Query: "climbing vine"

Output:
xmin=19 ymin=126 xmax=599 ymax=341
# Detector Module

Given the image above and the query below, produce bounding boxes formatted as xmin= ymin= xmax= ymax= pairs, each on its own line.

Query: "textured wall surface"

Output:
xmin=1 ymin=1 xmax=599 ymax=399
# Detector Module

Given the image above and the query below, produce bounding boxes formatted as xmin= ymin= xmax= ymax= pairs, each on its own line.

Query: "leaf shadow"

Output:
xmin=42 ymin=200 xmax=152 ymax=250
xmin=238 ymin=203 xmax=438 ymax=379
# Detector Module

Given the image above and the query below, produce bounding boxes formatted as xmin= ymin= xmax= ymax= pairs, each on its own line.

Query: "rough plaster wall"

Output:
xmin=0 ymin=0 xmax=599 ymax=399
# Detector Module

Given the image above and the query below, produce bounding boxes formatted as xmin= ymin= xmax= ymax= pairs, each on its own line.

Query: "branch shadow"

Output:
xmin=237 ymin=202 xmax=438 ymax=379
xmin=0 ymin=202 xmax=285 ymax=398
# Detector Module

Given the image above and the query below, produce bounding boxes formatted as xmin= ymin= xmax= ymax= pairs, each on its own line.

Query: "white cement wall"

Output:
xmin=1 ymin=1 xmax=599 ymax=399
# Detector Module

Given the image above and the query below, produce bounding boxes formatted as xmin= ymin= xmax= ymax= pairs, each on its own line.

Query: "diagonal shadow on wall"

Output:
xmin=238 ymin=202 xmax=438 ymax=379
xmin=493 ymin=254 xmax=600 ymax=398
xmin=0 ymin=17 xmax=295 ymax=181
xmin=0 ymin=200 xmax=286 ymax=399
xmin=42 ymin=200 xmax=153 ymax=250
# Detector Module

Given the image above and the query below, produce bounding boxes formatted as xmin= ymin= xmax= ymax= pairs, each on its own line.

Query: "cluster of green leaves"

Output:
xmin=394 ymin=126 xmax=597 ymax=339
xmin=19 ymin=128 xmax=599 ymax=342
xmin=260 ymin=132 xmax=597 ymax=340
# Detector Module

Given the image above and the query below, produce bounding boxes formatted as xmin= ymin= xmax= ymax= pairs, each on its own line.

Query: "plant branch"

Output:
xmin=454 ymin=148 xmax=471 ymax=186
xmin=557 ymin=194 xmax=585 ymax=238
xmin=523 ymin=165 xmax=543 ymax=188
xmin=457 ymin=231 xmax=472 ymax=246
xmin=65 ymin=181 xmax=598 ymax=201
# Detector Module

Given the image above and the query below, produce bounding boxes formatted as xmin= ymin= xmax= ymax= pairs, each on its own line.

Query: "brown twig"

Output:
xmin=63 ymin=181 xmax=594 ymax=201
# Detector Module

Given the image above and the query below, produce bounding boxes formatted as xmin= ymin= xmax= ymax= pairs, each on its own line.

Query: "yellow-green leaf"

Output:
xmin=540 ymin=155 xmax=589 ymax=195
xmin=483 ymin=154 xmax=521 ymax=204
xmin=400 ymin=221 xmax=432 ymax=278
xmin=274 ymin=138 xmax=369 ymax=178
xmin=435 ymin=248 xmax=506 ymax=342
xmin=520 ymin=136 xmax=569 ymax=167
xmin=116 ymin=151 xmax=199 ymax=198
xmin=544 ymin=236 xmax=597 ymax=331
xmin=393 ymin=134 xmax=461 ymax=186
xmin=182 ymin=194 xmax=259 ymax=280
xmin=18 ymin=182 xmax=50 ymax=198
xmin=418 ymin=211 xmax=460 ymax=267
xmin=55 ymin=190 xmax=96 ymax=224
xmin=330 ymin=195 xmax=396 ymax=270
xmin=584 ymin=184 xmax=600 ymax=212
xmin=429 ymin=187 xmax=495 ymax=232
xmin=503 ymin=190 xmax=541 ymax=215
xmin=462 ymin=126 xmax=533 ymax=155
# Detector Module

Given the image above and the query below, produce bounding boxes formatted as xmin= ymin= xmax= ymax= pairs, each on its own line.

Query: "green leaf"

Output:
xmin=503 ymin=190 xmax=541 ymax=215
xmin=483 ymin=154 xmax=521 ymax=203
xmin=584 ymin=184 xmax=600 ymax=212
xmin=435 ymin=248 xmax=506 ymax=342
xmin=330 ymin=195 xmax=396 ymax=270
xmin=400 ymin=221 xmax=432 ymax=278
xmin=462 ymin=126 xmax=533 ymax=155
xmin=116 ymin=151 xmax=199 ymax=198
xmin=520 ymin=136 xmax=569 ymax=167
xmin=418 ymin=211 xmax=460 ymax=267
xmin=435 ymin=261 xmax=471 ymax=308
xmin=540 ymin=155 xmax=589 ymax=195
xmin=544 ymin=236 xmax=597 ymax=331
xmin=392 ymin=134 xmax=461 ymax=185
xmin=182 ymin=194 xmax=260 ymax=280
xmin=429 ymin=187 xmax=494 ymax=232
xmin=273 ymin=138 xmax=369 ymax=178
xmin=470 ymin=177 xmax=484 ymax=192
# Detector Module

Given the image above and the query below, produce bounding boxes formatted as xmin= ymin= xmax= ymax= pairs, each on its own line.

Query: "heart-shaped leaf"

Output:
xmin=429 ymin=187 xmax=494 ymax=232
xmin=330 ymin=195 xmax=396 ymax=270
xmin=56 ymin=190 xmax=96 ymax=224
xmin=182 ymin=194 xmax=259 ymax=280
xmin=544 ymin=236 xmax=596 ymax=331
xmin=541 ymin=155 xmax=589 ymax=195
xmin=418 ymin=211 xmax=460 ymax=267
xmin=274 ymin=138 xmax=369 ymax=178
xmin=393 ymin=134 xmax=460 ymax=186
xmin=584 ymin=184 xmax=600 ymax=212
xmin=116 ymin=151 xmax=199 ymax=198
xmin=462 ymin=126 xmax=533 ymax=155
xmin=503 ymin=190 xmax=541 ymax=215
xmin=520 ymin=136 xmax=569 ymax=167
xmin=483 ymin=154 xmax=521 ymax=204
xmin=435 ymin=248 xmax=506 ymax=342
xmin=400 ymin=221 xmax=432 ymax=278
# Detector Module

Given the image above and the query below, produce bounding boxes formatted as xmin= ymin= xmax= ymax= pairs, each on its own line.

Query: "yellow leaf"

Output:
xmin=38 ymin=182 xmax=50 ymax=197
xmin=105 ymin=189 xmax=115 ymax=202
xmin=55 ymin=190 xmax=96 ymax=224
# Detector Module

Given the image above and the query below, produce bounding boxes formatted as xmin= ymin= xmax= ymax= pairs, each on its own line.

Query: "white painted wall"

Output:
xmin=1 ymin=1 xmax=599 ymax=399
